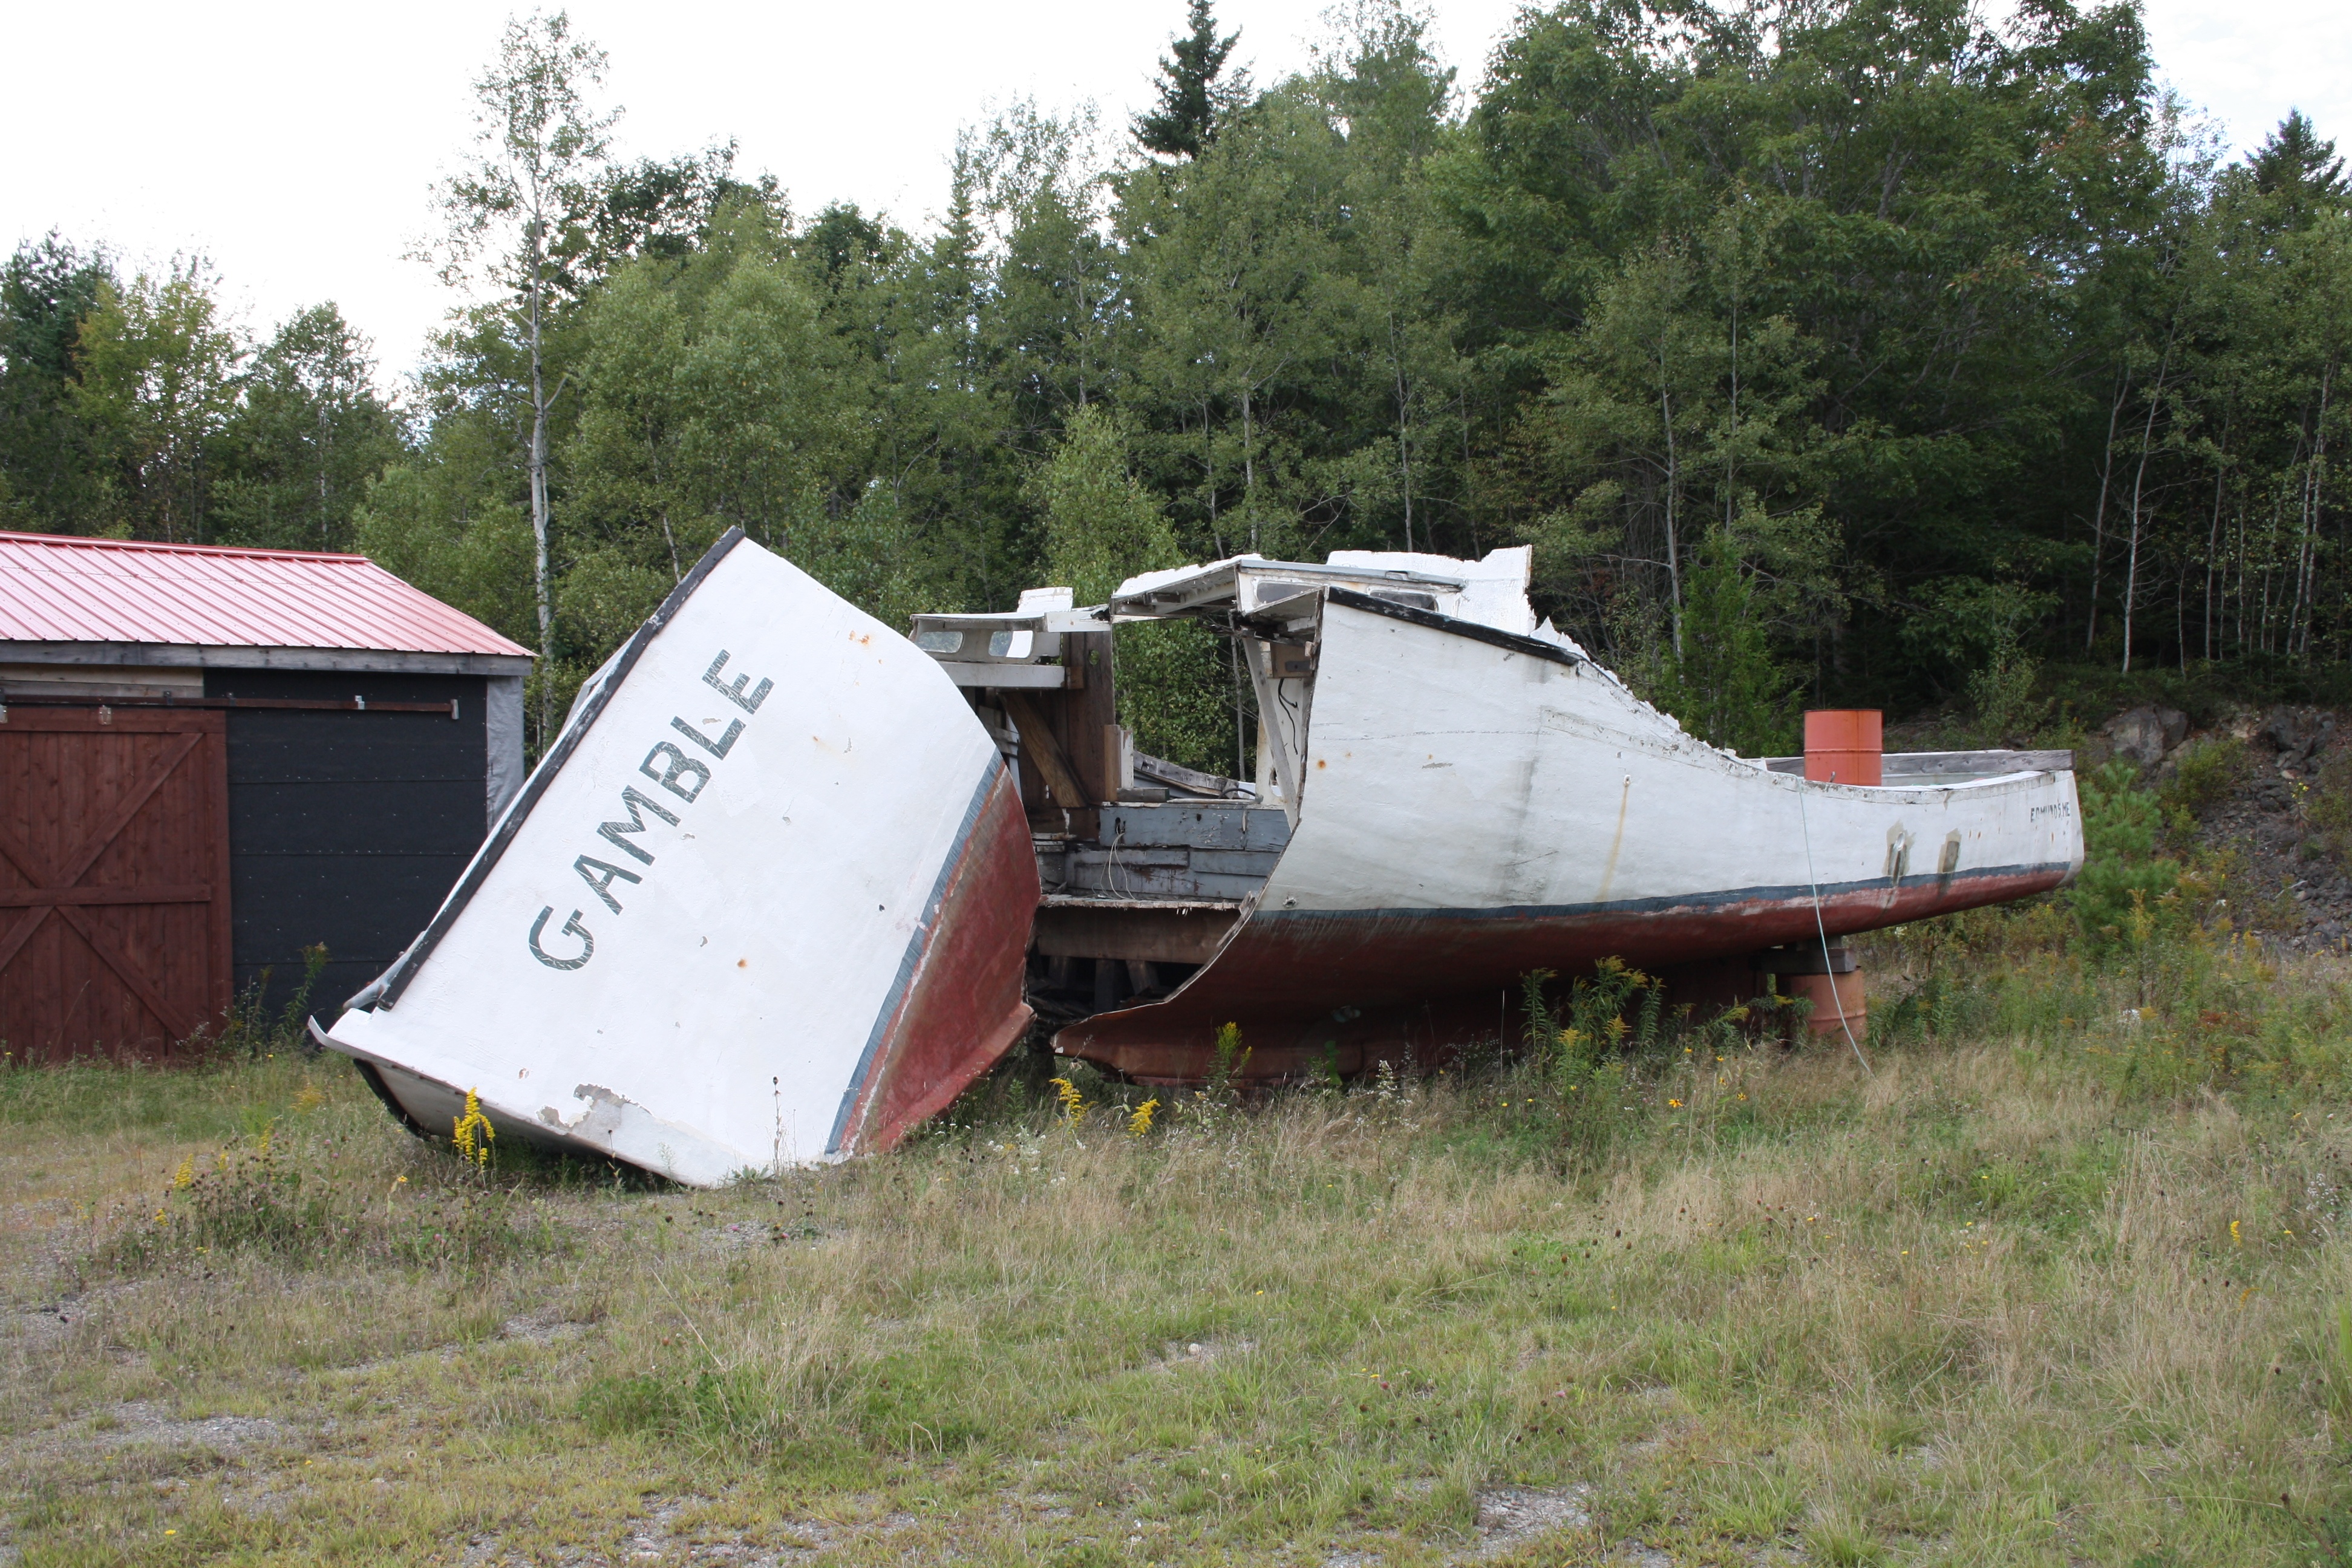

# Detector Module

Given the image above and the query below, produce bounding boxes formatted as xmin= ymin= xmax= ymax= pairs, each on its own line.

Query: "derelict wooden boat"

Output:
xmin=316 ymin=530 xmax=1036 ymax=1184
xmin=323 ymin=533 xmax=2079 ymax=1180
xmin=913 ymin=547 xmax=2084 ymax=1084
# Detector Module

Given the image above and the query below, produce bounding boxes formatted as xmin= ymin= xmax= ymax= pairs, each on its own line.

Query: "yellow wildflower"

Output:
xmin=453 ymin=1088 xmax=495 ymax=1169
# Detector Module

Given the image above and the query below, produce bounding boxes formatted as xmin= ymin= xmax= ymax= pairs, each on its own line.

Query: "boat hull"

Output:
xmin=321 ymin=532 xmax=1038 ymax=1184
xmin=1059 ymin=595 xmax=2079 ymax=1079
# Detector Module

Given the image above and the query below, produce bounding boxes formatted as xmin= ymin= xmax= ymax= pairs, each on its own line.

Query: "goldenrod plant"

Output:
xmin=453 ymin=1087 xmax=496 ymax=1172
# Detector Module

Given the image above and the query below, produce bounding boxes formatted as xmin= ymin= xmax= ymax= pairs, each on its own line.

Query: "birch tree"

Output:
xmin=427 ymin=11 xmax=616 ymax=740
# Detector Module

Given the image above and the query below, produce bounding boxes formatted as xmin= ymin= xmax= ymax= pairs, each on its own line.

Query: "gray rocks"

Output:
xmin=2103 ymin=705 xmax=2189 ymax=767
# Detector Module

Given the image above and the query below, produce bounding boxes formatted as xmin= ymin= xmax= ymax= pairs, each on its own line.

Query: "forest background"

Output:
xmin=5 ymin=0 xmax=2350 ymax=773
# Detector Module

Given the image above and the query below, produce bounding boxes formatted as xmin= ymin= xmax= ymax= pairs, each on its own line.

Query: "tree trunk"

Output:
xmin=2203 ymin=461 xmax=2223 ymax=664
xmin=2294 ymin=362 xmax=2331 ymax=655
xmin=1393 ymin=321 xmax=1414 ymax=554
xmin=527 ymin=256 xmax=555 ymax=746
xmin=2085 ymin=364 xmax=2128 ymax=652
xmin=1240 ymin=384 xmax=1257 ymax=553
xmin=1660 ymin=376 xmax=1682 ymax=661
xmin=2118 ymin=381 xmax=2163 ymax=675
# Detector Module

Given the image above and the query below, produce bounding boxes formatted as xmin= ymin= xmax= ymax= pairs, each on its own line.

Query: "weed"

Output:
xmin=452 ymin=1086 xmax=496 ymax=1172
xmin=2163 ymin=734 xmax=2248 ymax=828
xmin=215 ymin=942 xmax=331 ymax=1060
xmin=1204 ymin=1021 xmax=1250 ymax=1105
xmin=2313 ymin=753 xmax=2352 ymax=864
xmin=13 ymin=924 xmax=2352 ymax=1564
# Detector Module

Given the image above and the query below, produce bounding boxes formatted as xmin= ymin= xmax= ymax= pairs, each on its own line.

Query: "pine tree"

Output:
xmin=2250 ymin=109 xmax=2349 ymax=204
xmin=1133 ymin=0 xmax=1241 ymax=160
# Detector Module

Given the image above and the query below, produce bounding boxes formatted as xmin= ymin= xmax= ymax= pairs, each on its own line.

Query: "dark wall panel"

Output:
xmin=206 ymin=670 xmax=488 ymax=1016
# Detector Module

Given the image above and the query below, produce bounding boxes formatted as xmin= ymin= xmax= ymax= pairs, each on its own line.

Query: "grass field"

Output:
xmin=6 ymin=918 xmax=2352 ymax=1566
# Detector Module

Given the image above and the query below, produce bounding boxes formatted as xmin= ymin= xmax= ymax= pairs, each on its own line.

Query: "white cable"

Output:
xmin=1795 ymin=777 xmax=1875 ymax=1077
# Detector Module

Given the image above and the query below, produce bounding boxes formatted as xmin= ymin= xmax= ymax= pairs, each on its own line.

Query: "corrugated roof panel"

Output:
xmin=0 ymin=532 xmax=533 ymax=658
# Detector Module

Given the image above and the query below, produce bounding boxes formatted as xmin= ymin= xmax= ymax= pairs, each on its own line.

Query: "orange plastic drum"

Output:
xmin=1788 ymin=970 xmax=1867 ymax=1042
xmin=1803 ymin=709 xmax=1883 ymax=785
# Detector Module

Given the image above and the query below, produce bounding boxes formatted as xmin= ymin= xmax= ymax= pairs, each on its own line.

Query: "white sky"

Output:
xmin=4 ymin=0 xmax=2346 ymax=381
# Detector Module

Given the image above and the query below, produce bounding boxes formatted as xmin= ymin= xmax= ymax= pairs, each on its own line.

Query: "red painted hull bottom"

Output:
xmin=836 ymin=766 xmax=1039 ymax=1152
xmin=1054 ymin=866 xmax=2066 ymax=1083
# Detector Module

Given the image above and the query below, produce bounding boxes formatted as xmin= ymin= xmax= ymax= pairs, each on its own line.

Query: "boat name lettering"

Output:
xmin=527 ymin=649 xmax=773 ymax=970
xmin=2029 ymin=802 xmax=2074 ymax=822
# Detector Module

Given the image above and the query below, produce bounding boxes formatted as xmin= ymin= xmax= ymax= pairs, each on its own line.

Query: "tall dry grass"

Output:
xmin=4 ymin=921 xmax=2351 ymax=1564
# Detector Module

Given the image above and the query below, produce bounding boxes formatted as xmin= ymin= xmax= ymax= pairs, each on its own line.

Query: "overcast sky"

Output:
xmin=5 ymin=0 xmax=2345 ymax=380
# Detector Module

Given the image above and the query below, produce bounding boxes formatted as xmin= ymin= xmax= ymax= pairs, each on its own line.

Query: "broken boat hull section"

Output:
xmin=1057 ymin=587 xmax=2080 ymax=1079
xmin=321 ymin=531 xmax=1037 ymax=1186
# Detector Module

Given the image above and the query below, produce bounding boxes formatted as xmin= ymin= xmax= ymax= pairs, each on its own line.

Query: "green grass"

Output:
xmin=5 ymin=920 xmax=2352 ymax=1565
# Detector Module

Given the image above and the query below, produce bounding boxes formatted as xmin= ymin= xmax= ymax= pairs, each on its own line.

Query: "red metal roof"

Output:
xmin=0 ymin=532 xmax=532 ymax=658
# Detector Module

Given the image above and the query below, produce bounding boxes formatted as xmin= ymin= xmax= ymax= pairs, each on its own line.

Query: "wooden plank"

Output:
xmin=1001 ymin=690 xmax=1091 ymax=809
xmin=1060 ymin=631 xmax=1119 ymax=808
xmin=2 ymin=642 xmax=531 ymax=676
xmin=55 ymin=904 xmax=200 ymax=1044
xmin=0 ymin=821 xmax=47 ymax=885
xmin=52 ymin=731 xmax=201 ymax=887
xmin=1033 ymin=903 xmax=1240 ymax=964
xmin=207 ymin=723 xmax=232 ymax=1031
xmin=0 ymin=709 xmax=229 ymax=1059
xmin=1132 ymin=751 xmax=1250 ymax=799
xmin=0 ymin=885 xmax=211 ymax=906
xmin=0 ymin=907 xmax=50 ymax=982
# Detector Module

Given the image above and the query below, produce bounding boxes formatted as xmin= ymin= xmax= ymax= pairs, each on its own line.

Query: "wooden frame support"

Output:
xmin=1001 ymin=690 xmax=1092 ymax=809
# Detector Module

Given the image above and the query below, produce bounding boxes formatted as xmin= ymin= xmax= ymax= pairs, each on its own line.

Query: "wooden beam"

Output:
xmin=1032 ymin=904 xmax=1240 ymax=964
xmin=1 ymin=641 xmax=532 ymax=676
xmin=1001 ymin=690 xmax=1091 ymax=808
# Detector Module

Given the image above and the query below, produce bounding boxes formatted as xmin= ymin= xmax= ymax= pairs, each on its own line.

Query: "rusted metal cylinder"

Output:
xmin=1788 ymin=969 xmax=1867 ymax=1040
xmin=1803 ymin=709 xmax=1883 ymax=785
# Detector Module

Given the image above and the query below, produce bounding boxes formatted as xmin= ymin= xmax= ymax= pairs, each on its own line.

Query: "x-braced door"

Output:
xmin=0 ymin=707 xmax=233 ymax=1060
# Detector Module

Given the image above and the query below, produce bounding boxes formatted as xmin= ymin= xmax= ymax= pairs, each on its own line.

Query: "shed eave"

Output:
xmin=0 ymin=641 xmax=535 ymax=676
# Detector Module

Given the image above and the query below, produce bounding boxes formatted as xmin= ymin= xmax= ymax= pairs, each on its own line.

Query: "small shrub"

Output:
xmin=1204 ymin=1021 xmax=1250 ymax=1104
xmin=95 ymin=1123 xmax=554 ymax=1278
xmin=2311 ymin=753 xmax=2352 ymax=863
xmin=2071 ymin=760 xmax=2181 ymax=946
xmin=215 ymin=943 xmax=331 ymax=1060
xmin=2160 ymin=736 xmax=2247 ymax=833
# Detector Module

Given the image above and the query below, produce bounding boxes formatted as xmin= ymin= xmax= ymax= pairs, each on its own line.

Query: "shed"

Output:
xmin=0 ymin=531 xmax=532 ymax=1059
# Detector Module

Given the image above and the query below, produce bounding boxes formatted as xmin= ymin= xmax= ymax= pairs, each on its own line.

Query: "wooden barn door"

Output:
xmin=0 ymin=708 xmax=232 ymax=1060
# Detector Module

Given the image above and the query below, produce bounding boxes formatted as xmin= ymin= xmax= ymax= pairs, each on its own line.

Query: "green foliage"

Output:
xmin=214 ymin=305 xmax=405 ymax=550
xmin=1133 ymin=0 xmax=1244 ymax=161
xmin=68 ymin=261 xmax=246 ymax=540
xmin=94 ymin=1117 xmax=554 ymax=1278
xmin=2068 ymin=761 xmax=2183 ymax=943
xmin=1647 ymin=528 xmax=1801 ymax=756
xmin=2311 ymin=753 xmax=2352 ymax=864
xmin=0 ymin=234 xmax=114 ymax=531
xmin=1038 ymin=407 xmax=1232 ymax=769
xmin=215 ymin=943 xmax=331 ymax=1061
xmin=2161 ymin=736 xmax=2249 ymax=825
xmin=12 ymin=0 xmax=2352 ymax=754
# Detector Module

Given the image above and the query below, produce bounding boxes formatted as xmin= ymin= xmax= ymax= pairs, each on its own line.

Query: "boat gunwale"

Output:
xmin=356 ymin=526 xmax=749 ymax=1011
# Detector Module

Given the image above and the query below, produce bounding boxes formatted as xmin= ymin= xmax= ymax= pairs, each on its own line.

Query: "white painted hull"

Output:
xmin=1060 ymin=592 xmax=2080 ymax=1076
xmin=321 ymin=534 xmax=1037 ymax=1186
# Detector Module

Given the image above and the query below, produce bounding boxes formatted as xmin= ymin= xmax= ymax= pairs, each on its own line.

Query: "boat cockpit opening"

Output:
xmin=906 ymin=552 xmax=1550 ymax=1025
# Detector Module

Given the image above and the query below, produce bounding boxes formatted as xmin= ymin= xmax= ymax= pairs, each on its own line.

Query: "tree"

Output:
xmin=426 ymin=10 xmax=618 ymax=740
xmin=0 ymin=234 xmax=114 ymax=531
xmin=69 ymin=259 xmax=243 ymax=542
xmin=1038 ymin=407 xmax=1229 ymax=769
xmin=2250 ymin=110 xmax=2350 ymax=220
xmin=216 ymin=305 xmax=403 ymax=550
xmin=1134 ymin=0 xmax=1244 ymax=160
